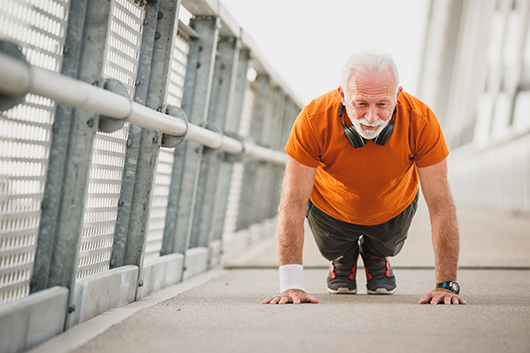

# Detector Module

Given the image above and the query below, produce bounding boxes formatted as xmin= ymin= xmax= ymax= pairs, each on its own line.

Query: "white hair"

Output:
xmin=340 ymin=49 xmax=400 ymax=94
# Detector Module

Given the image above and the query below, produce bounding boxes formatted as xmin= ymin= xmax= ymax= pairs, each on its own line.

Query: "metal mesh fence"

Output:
xmin=0 ymin=0 xmax=70 ymax=305
xmin=0 ymin=0 xmax=297 ymax=312
xmin=76 ymin=0 xmax=144 ymax=280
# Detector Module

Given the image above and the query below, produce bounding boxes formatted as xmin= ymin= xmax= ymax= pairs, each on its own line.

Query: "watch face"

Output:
xmin=450 ymin=282 xmax=460 ymax=294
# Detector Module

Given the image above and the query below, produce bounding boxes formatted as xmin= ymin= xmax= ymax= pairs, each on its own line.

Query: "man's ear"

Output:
xmin=338 ymin=86 xmax=346 ymax=105
xmin=396 ymin=86 xmax=403 ymax=100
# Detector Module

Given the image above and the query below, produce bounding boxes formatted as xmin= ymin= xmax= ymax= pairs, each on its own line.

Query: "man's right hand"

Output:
xmin=262 ymin=289 xmax=319 ymax=304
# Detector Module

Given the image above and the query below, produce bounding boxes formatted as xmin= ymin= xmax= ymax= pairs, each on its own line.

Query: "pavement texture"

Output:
xmin=32 ymin=199 xmax=530 ymax=353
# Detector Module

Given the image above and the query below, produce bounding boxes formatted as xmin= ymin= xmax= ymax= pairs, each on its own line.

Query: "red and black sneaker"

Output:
xmin=361 ymin=247 xmax=396 ymax=295
xmin=327 ymin=252 xmax=359 ymax=294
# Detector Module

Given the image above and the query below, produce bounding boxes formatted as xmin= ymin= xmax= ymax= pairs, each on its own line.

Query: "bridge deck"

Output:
xmin=30 ymin=200 xmax=530 ymax=353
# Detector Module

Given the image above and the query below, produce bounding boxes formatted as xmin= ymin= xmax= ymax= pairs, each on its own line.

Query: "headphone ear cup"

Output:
xmin=373 ymin=120 xmax=395 ymax=146
xmin=342 ymin=125 xmax=366 ymax=148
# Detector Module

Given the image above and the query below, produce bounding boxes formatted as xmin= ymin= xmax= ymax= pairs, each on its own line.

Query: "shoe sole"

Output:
xmin=367 ymin=288 xmax=396 ymax=295
xmin=327 ymin=287 xmax=357 ymax=294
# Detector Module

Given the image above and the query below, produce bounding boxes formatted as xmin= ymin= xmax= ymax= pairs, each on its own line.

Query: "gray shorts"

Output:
xmin=306 ymin=193 xmax=419 ymax=262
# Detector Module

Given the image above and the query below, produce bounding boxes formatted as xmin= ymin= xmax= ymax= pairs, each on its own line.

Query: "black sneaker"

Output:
xmin=361 ymin=248 xmax=396 ymax=295
xmin=327 ymin=255 xmax=359 ymax=294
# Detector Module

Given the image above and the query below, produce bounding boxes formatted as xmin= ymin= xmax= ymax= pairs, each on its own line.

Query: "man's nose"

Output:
xmin=365 ymin=107 xmax=378 ymax=123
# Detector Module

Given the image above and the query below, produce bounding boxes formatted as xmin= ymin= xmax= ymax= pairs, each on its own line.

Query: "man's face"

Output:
xmin=339 ymin=69 xmax=402 ymax=140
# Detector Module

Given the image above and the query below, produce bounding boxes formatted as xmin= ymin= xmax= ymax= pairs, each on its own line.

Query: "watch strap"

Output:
xmin=436 ymin=281 xmax=459 ymax=294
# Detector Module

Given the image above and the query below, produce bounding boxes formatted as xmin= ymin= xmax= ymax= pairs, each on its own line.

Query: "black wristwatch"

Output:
xmin=436 ymin=281 xmax=460 ymax=294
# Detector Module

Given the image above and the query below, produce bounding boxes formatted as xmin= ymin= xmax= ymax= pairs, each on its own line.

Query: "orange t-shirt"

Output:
xmin=285 ymin=89 xmax=449 ymax=225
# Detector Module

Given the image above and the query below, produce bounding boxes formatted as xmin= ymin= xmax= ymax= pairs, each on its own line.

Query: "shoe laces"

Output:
xmin=363 ymin=255 xmax=391 ymax=279
xmin=331 ymin=260 xmax=357 ymax=280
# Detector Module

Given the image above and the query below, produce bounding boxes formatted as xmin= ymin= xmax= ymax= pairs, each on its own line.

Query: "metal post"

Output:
xmin=212 ymin=48 xmax=250 ymax=241
xmin=110 ymin=0 xmax=158 ymax=269
xmin=122 ymin=0 xmax=181 ymax=299
xmin=265 ymin=90 xmax=287 ymax=219
xmin=161 ymin=32 xmax=201 ymax=256
xmin=271 ymin=97 xmax=296 ymax=217
xmin=30 ymin=0 xmax=112 ymax=329
xmin=121 ymin=0 xmax=181 ymax=270
xmin=273 ymin=98 xmax=300 ymax=212
xmin=164 ymin=16 xmax=220 ymax=254
xmin=111 ymin=0 xmax=181 ymax=272
xmin=31 ymin=0 xmax=87 ymax=294
xmin=236 ymin=75 xmax=271 ymax=230
xmin=251 ymin=86 xmax=281 ymax=225
xmin=190 ymin=37 xmax=240 ymax=249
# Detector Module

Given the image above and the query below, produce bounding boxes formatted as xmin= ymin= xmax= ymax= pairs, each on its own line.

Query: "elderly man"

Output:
xmin=263 ymin=50 xmax=466 ymax=305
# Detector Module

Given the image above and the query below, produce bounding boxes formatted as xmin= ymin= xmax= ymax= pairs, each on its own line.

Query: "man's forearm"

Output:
xmin=277 ymin=202 xmax=306 ymax=265
xmin=430 ymin=202 xmax=460 ymax=283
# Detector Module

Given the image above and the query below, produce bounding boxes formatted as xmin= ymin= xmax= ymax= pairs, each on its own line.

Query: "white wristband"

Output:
xmin=279 ymin=264 xmax=304 ymax=293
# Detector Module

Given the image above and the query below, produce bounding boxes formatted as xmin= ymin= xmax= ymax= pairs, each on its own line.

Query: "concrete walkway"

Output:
xmin=30 ymin=200 xmax=530 ymax=353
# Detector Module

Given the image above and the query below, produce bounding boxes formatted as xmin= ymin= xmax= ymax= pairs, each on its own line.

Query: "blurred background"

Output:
xmin=221 ymin=0 xmax=530 ymax=214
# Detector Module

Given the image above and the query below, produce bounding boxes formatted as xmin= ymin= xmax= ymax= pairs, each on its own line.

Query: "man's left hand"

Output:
xmin=419 ymin=288 xmax=467 ymax=305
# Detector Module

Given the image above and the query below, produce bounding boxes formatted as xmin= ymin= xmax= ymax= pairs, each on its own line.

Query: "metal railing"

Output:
xmin=0 ymin=1 xmax=301 ymax=352
xmin=0 ymin=51 xmax=288 ymax=165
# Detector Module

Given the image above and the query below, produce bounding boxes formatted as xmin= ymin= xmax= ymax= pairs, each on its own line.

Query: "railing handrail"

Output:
xmin=0 ymin=50 xmax=288 ymax=165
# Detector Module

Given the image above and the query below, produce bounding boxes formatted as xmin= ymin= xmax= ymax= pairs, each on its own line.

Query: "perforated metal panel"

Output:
xmin=144 ymin=147 xmax=173 ymax=262
xmin=166 ymin=30 xmax=191 ymax=107
xmin=144 ymin=28 xmax=190 ymax=261
xmin=76 ymin=0 xmax=145 ymax=279
xmin=0 ymin=0 xmax=70 ymax=305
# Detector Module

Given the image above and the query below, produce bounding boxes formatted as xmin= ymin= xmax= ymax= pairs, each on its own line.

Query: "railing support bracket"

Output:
xmin=98 ymin=79 xmax=130 ymax=132
xmin=0 ymin=40 xmax=30 ymax=111
xmin=161 ymin=105 xmax=188 ymax=147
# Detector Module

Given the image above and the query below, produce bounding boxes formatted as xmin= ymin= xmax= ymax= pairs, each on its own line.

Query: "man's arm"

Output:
xmin=417 ymin=159 xmax=467 ymax=304
xmin=262 ymin=156 xmax=318 ymax=304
